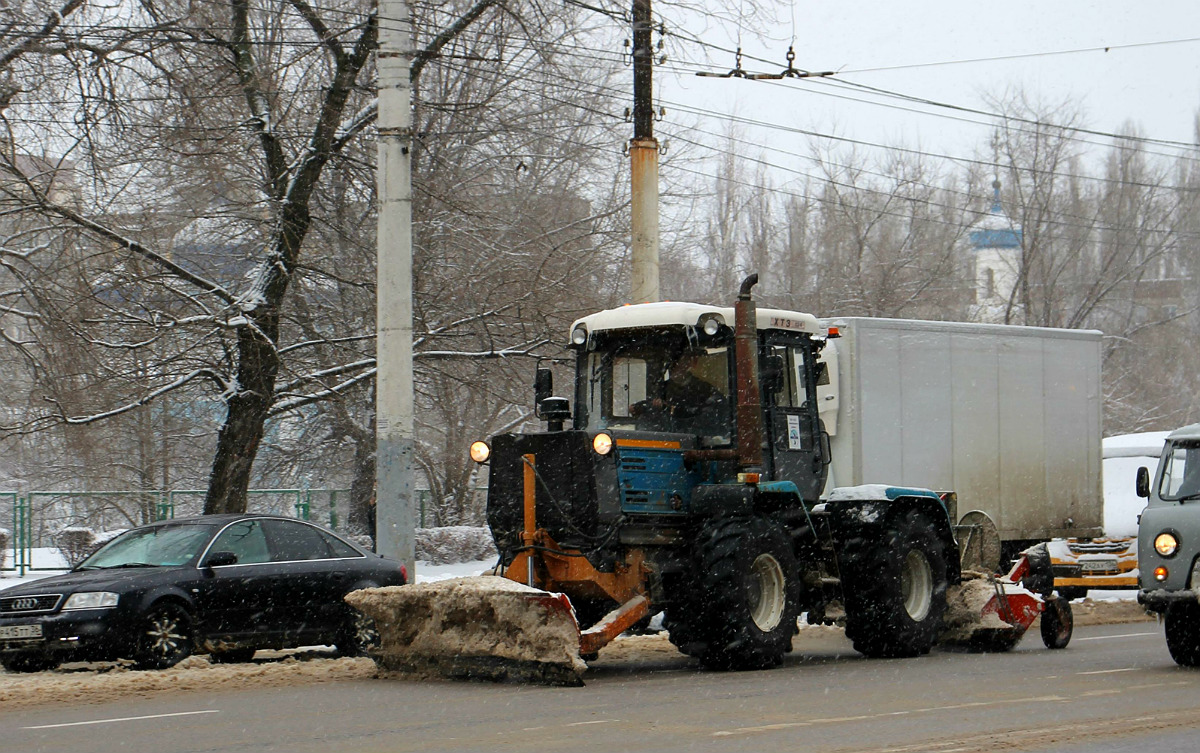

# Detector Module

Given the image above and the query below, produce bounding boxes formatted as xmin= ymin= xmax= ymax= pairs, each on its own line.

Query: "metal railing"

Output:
xmin=2 ymin=488 xmax=351 ymax=577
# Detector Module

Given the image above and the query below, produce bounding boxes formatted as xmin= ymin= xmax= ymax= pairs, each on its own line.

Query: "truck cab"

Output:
xmin=1137 ymin=423 xmax=1200 ymax=665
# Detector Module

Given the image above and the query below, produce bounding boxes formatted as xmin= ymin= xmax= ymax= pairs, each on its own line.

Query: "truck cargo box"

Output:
xmin=821 ymin=317 xmax=1103 ymax=544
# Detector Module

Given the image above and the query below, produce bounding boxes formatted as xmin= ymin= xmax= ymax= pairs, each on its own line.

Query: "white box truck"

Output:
xmin=821 ymin=317 xmax=1104 ymax=563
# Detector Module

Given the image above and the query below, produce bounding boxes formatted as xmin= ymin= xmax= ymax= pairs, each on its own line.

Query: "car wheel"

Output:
xmin=209 ymin=648 xmax=256 ymax=664
xmin=1040 ymin=597 xmax=1073 ymax=649
xmin=843 ymin=510 xmax=951 ymax=658
xmin=336 ymin=610 xmax=380 ymax=657
xmin=1 ymin=653 xmax=61 ymax=673
xmin=133 ymin=603 xmax=194 ymax=670
xmin=1164 ymin=601 xmax=1200 ymax=667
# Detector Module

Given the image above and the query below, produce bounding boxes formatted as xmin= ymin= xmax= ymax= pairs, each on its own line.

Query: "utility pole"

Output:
xmin=629 ymin=0 xmax=660 ymax=303
xmin=375 ymin=0 xmax=416 ymax=577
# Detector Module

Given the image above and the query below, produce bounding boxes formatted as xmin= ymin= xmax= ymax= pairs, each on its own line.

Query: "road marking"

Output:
xmin=1076 ymin=667 xmax=1138 ymax=675
xmin=23 ymin=710 xmax=220 ymax=730
xmin=712 ymin=696 xmax=1068 ymax=736
xmin=1073 ymin=631 xmax=1156 ymax=641
xmin=565 ymin=720 xmax=619 ymax=727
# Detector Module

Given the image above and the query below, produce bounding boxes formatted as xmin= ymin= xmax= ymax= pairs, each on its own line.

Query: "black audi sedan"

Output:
xmin=0 ymin=514 xmax=407 ymax=673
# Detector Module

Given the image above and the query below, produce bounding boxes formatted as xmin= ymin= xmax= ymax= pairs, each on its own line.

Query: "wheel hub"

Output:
xmin=749 ymin=553 xmax=786 ymax=631
xmin=901 ymin=549 xmax=933 ymax=621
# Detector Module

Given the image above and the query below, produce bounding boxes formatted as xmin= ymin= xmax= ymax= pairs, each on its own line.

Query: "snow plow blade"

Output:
xmin=345 ymin=576 xmax=587 ymax=686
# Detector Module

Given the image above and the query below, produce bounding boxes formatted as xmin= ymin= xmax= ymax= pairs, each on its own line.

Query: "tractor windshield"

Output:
xmin=583 ymin=337 xmax=732 ymax=442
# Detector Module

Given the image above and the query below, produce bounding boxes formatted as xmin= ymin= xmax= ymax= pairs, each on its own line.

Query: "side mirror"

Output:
xmin=1136 ymin=466 xmax=1151 ymax=499
xmin=204 ymin=551 xmax=238 ymax=568
xmin=761 ymin=354 xmax=785 ymax=397
xmin=534 ymin=366 xmax=553 ymax=415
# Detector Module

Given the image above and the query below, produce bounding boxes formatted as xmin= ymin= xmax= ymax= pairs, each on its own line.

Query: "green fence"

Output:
xmin=2 ymin=488 xmax=351 ymax=577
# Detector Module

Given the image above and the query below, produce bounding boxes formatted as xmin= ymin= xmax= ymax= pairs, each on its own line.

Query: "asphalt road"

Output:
xmin=4 ymin=621 xmax=1199 ymax=753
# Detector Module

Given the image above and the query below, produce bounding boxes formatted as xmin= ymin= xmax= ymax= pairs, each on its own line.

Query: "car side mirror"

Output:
xmin=204 ymin=551 xmax=238 ymax=568
xmin=1136 ymin=466 xmax=1150 ymax=499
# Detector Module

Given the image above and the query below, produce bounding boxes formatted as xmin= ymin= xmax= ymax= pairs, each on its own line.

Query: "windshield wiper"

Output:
xmin=88 ymin=562 xmax=160 ymax=569
xmin=1175 ymin=493 xmax=1200 ymax=503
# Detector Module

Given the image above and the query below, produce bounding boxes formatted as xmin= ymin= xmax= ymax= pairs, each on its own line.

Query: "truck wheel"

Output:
xmin=843 ymin=511 xmax=950 ymax=658
xmin=692 ymin=517 xmax=800 ymax=670
xmin=1164 ymin=601 xmax=1200 ymax=667
xmin=1040 ymin=597 xmax=1073 ymax=649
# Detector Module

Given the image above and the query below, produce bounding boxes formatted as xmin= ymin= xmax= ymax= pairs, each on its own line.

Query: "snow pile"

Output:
xmin=415 ymin=526 xmax=497 ymax=565
xmin=346 ymin=575 xmax=586 ymax=685
xmin=0 ymin=654 xmax=375 ymax=710
xmin=0 ymin=528 xmax=8 ymax=572
xmin=939 ymin=572 xmax=1026 ymax=651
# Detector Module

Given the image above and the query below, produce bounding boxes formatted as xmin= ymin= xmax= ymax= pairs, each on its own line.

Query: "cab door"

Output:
xmin=763 ymin=338 xmax=827 ymax=500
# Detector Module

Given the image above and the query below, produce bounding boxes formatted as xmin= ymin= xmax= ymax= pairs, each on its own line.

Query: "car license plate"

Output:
xmin=0 ymin=624 xmax=43 ymax=641
xmin=1081 ymin=558 xmax=1118 ymax=573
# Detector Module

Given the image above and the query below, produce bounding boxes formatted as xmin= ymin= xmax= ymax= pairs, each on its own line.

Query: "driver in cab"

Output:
xmin=632 ymin=349 xmax=729 ymax=432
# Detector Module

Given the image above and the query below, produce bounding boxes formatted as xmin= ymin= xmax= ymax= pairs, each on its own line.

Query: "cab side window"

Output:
xmin=210 ymin=520 xmax=271 ymax=565
xmin=264 ymin=519 xmax=334 ymax=562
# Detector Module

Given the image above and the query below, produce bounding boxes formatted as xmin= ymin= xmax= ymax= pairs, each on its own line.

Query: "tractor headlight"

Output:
xmin=469 ymin=441 xmax=491 ymax=464
xmin=592 ymin=432 xmax=613 ymax=456
xmin=1155 ymin=531 xmax=1179 ymax=557
xmin=570 ymin=325 xmax=588 ymax=346
xmin=698 ymin=313 xmax=725 ymax=337
xmin=63 ymin=592 xmax=119 ymax=610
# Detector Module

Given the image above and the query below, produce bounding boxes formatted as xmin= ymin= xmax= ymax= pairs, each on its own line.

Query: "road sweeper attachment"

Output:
xmin=941 ymin=543 xmax=1074 ymax=652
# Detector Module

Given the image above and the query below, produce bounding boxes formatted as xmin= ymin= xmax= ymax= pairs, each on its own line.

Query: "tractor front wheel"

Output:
xmin=689 ymin=517 xmax=800 ymax=671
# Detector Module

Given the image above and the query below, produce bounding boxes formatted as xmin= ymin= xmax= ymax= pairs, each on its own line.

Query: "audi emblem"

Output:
xmin=11 ymin=598 xmax=39 ymax=611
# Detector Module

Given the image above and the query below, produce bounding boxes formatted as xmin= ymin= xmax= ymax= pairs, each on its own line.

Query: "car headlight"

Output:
xmin=469 ymin=440 xmax=491 ymax=463
xmin=570 ymin=325 xmax=588 ymax=346
xmin=1155 ymin=532 xmax=1179 ymax=557
xmin=592 ymin=432 xmax=613 ymax=456
xmin=63 ymin=592 xmax=119 ymax=610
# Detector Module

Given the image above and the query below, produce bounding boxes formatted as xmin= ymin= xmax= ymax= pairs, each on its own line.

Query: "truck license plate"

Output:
xmin=1081 ymin=558 xmax=1118 ymax=573
xmin=0 ymin=624 xmax=43 ymax=641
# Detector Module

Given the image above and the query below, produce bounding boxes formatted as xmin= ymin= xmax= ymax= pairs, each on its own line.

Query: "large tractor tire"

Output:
xmin=684 ymin=517 xmax=800 ymax=671
xmin=843 ymin=510 xmax=950 ymax=658
xmin=1164 ymin=600 xmax=1200 ymax=667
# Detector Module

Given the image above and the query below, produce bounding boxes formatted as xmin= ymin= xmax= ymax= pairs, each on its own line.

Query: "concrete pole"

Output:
xmin=629 ymin=0 xmax=659 ymax=303
xmin=375 ymin=0 xmax=416 ymax=577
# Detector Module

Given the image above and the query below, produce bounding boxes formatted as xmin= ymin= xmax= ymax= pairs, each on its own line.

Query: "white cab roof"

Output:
xmin=569 ymin=301 xmax=823 ymax=341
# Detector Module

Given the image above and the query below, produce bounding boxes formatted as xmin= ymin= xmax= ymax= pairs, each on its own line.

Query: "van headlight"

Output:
xmin=1154 ymin=531 xmax=1179 ymax=557
xmin=63 ymin=592 xmax=119 ymax=610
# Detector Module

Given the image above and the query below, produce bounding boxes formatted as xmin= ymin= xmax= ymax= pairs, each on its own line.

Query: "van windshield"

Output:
xmin=1159 ymin=441 xmax=1200 ymax=501
xmin=584 ymin=340 xmax=732 ymax=442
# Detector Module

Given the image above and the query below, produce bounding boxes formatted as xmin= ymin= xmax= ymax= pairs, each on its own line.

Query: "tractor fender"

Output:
xmin=825 ymin=487 xmax=961 ymax=583
xmin=690 ymin=484 xmax=754 ymax=518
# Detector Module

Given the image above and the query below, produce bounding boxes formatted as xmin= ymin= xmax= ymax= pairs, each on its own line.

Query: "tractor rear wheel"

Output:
xmin=689 ymin=517 xmax=799 ymax=670
xmin=843 ymin=510 xmax=950 ymax=658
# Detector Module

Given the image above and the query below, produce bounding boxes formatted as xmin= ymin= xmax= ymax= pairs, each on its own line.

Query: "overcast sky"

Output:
xmin=652 ymin=1 xmax=1200 ymax=177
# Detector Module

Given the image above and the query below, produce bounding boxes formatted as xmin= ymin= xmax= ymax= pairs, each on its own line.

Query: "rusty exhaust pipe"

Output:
xmin=734 ymin=274 xmax=764 ymax=471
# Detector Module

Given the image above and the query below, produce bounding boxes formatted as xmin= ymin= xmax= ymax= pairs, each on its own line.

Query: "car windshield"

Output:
xmin=1158 ymin=440 xmax=1200 ymax=501
xmin=78 ymin=524 xmax=217 ymax=569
